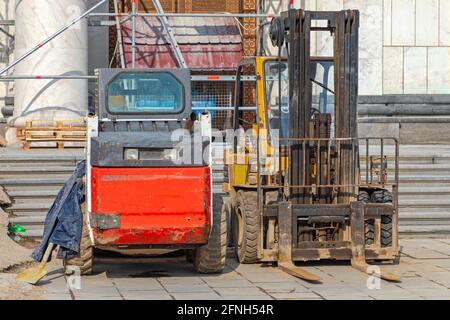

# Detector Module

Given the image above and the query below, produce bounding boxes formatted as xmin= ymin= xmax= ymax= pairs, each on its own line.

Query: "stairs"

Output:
xmin=0 ymin=147 xmax=83 ymax=238
xmin=213 ymin=143 xmax=450 ymax=236
xmin=393 ymin=145 xmax=450 ymax=235
xmin=1 ymin=144 xmax=449 ymax=239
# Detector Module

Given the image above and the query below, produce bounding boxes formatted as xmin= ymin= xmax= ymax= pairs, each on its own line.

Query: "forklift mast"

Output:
xmin=271 ymin=9 xmax=360 ymax=205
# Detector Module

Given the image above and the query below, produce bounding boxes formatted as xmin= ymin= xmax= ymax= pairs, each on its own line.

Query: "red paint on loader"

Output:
xmin=90 ymin=166 xmax=211 ymax=245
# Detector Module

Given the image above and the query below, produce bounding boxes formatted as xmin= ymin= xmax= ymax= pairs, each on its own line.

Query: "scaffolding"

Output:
xmin=0 ymin=0 xmax=273 ymax=127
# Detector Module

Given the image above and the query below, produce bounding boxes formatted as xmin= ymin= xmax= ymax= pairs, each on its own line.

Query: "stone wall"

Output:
xmin=262 ymin=0 xmax=450 ymax=96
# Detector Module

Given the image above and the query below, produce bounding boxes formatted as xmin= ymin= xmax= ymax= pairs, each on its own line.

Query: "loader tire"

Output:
xmin=194 ymin=198 xmax=228 ymax=273
xmin=63 ymin=202 xmax=93 ymax=276
xmin=358 ymin=190 xmax=374 ymax=245
xmin=233 ymin=190 xmax=259 ymax=264
xmin=371 ymin=190 xmax=393 ymax=247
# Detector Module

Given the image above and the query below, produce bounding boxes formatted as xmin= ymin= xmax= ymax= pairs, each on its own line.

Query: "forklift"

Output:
xmin=63 ymin=68 xmax=228 ymax=275
xmin=224 ymin=9 xmax=400 ymax=282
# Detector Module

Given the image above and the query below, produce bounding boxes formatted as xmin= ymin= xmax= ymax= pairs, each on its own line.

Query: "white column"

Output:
xmin=7 ymin=0 xmax=88 ymax=143
xmin=0 ymin=0 xmax=14 ymax=118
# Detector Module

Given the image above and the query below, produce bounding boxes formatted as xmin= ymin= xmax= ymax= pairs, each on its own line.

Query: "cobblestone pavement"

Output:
xmin=6 ymin=238 xmax=450 ymax=300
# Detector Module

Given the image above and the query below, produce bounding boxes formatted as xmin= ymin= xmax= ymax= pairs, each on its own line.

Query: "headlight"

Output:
xmin=124 ymin=148 xmax=139 ymax=160
xmin=163 ymin=148 xmax=179 ymax=161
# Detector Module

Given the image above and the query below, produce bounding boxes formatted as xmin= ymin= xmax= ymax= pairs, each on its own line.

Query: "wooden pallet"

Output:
xmin=17 ymin=119 xmax=87 ymax=150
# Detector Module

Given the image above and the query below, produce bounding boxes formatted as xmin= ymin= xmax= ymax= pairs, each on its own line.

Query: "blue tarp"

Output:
xmin=32 ymin=160 xmax=86 ymax=262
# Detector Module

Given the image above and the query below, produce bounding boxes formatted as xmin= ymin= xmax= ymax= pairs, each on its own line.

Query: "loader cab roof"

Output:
xmin=95 ymin=68 xmax=192 ymax=121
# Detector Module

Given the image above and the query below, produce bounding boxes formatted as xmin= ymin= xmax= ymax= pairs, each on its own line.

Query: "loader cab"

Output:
xmin=85 ymin=68 xmax=214 ymax=248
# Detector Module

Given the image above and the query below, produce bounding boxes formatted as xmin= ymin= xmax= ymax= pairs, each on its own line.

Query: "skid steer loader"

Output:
xmin=224 ymin=9 xmax=400 ymax=282
xmin=63 ymin=68 xmax=227 ymax=275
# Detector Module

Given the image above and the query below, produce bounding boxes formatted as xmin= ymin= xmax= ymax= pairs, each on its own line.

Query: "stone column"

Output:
xmin=6 ymin=0 xmax=88 ymax=144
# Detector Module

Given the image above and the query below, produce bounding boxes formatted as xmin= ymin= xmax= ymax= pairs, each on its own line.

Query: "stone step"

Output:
xmin=0 ymin=177 xmax=70 ymax=187
xmin=5 ymin=189 xmax=60 ymax=198
xmin=398 ymin=186 xmax=450 ymax=195
xmin=0 ymin=166 xmax=76 ymax=175
xmin=9 ymin=215 xmax=46 ymax=225
xmin=7 ymin=200 xmax=54 ymax=211
xmin=20 ymin=229 xmax=44 ymax=239
xmin=399 ymin=198 xmax=450 ymax=207
xmin=399 ymin=225 xmax=450 ymax=235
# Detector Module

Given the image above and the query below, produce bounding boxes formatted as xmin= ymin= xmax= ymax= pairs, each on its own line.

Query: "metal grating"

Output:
xmin=191 ymin=81 xmax=234 ymax=130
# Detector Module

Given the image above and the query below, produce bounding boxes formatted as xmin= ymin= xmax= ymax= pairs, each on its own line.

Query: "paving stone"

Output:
xmin=418 ymin=271 xmax=450 ymax=284
xmin=40 ymin=277 xmax=71 ymax=294
xmin=163 ymin=283 xmax=213 ymax=293
xmin=402 ymin=247 xmax=450 ymax=259
xmin=236 ymin=270 xmax=296 ymax=283
xmin=121 ymin=290 xmax=173 ymax=300
xmin=113 ymin=278 xmax=164 ymax=291
xmin=18 ymin=237 xmax=450 ymax=301
xmin=422 ymin=296 xmax=450 ymax=300
xmin=324 ymin=294 xmax=374 ymax=300
xmin=396 ymin=278 xmax=446 ymax=290
xmin=202 ymin=279 xmax=254 ymax=288
xmin=171 ymin=292 xmax=223 ymax=300
xmin=218 ymin=294 xmax=274 ymax=300
xmin=255 ymin=282 xmax=311 ymax=293
xmin=201 ymin=272 xmax=245 ymax=281
xmin=158 ymin=277 xmax=205 ymax=285
xmin=215 ymin=286 xmax=267 ymax=297
xmin=271 ymin=292 xmax=322 ymax=300
xmin=43 ymin=293 xmax=73 ymax=300
xmin=72 ymin=285 xmax=121 ymax=296
xmin=369 ymin=292 xmax=425 ymax=300
xmin=74 ymin=294 xmax=123 ymax=300
xmin=406 ymin=287 xmax=450 ymax=297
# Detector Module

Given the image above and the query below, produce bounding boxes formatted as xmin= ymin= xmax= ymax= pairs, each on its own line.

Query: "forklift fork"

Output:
xmin=350 ymin=202 xmax=401 ymax=282
xmin=278 ymin=202 xmax=321 ymax=282
xmin=277 ymin=201 xmax=400 ymax=283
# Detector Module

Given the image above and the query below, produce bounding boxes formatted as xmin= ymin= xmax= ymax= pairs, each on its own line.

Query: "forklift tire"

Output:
xmin=371 ymin=190 xmax=393 ymax=247
xmin=63 ymin=202 xmax=93 ymax=276
xmin=358 ymin=190 xmax=374 ymax=246
xmin=193 ymin=199 xmax=228 ymax=273
xmin=233 ymin=190 xmax=259 ymax=264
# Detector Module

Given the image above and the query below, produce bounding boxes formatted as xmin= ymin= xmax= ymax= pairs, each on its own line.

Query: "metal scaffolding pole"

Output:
xmin=152 ymin=0 xmax=187 ymax=68
xmin=0 ymin=0 xmax=108 ymax=76
xmin=131 ymin=0 xmax=137 ymax=68
xmin=0 ymin=75 xmax=257 ymax=82
xmin=113 ymin=0 xmax=126 ymax=68
xmin=88 ymin=12 xmax=277 ymax=18
xmin=0 ymin=76 xmax=96 ymax=81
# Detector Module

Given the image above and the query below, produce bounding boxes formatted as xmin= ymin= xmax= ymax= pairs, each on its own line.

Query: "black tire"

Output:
xmin=371 ymin=189 xmax=393 ymax=247
xmin=194 ymin=198 xmax=228 ymax=273
xmin=358 ymin=190 xmax=374 ymax=245
xmin=233 ymin=190 xmax=259 ymax=263
xmin=64 ymin=202 xmax=93 ymax=276
xmin=185 ymin=249 xmax=195 ymax=263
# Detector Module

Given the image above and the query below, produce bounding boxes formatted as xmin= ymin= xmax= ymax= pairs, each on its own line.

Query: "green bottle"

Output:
xmin=8 ymin=224 xmax=26 ymax=233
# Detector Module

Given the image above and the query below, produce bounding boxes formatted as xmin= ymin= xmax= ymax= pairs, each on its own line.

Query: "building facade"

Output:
xmin=260 ymin=0 xmax=450 ymax=143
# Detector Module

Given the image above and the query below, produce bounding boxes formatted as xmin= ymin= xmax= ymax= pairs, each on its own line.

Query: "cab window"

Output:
xmin=107 ymin=72 xmax=184 ymax=114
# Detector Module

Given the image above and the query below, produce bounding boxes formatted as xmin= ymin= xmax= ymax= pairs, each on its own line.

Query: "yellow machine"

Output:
xmin=224 ymin=9 xmax=400 ymax=282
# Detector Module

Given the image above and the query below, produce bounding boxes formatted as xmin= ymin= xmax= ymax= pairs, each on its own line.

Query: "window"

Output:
xmin=264 ymin=60 xmax=335 ymax=141
xmin=107 ymin=72 xmax=184 ymax=114
xmin=264 ymin=60 xmax=289 ymax=140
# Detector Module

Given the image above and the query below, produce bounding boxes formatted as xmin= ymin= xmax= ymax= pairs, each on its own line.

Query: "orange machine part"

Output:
xmin=90 ymin=166 xmax=211 ymax=246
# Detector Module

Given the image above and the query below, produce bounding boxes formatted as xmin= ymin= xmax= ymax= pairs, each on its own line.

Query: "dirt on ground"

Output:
xmin=0 ymin=208 xmax=34 ymax=271
xmin=0 ymin=273 xmax=44 ymax=300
